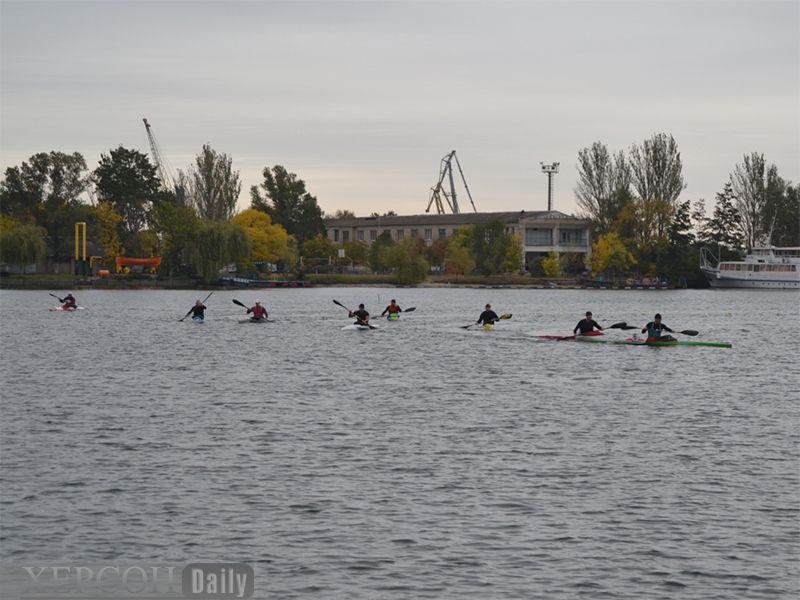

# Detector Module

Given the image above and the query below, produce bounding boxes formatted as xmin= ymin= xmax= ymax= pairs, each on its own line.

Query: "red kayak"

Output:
xmin=538 ymin=331 xmax=604 ymax=341
xmin=49 ymin=306 xmax=88 ymax=311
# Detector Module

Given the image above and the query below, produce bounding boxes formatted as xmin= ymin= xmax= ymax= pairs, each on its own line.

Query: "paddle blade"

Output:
xmin=461 ymin=324 xmax=475 ymax=329
xmin=500 ymin=313 xmax=512 ymax=320
xmin=620 ymin=325 xmax=638 ymax=330
xmin=679 ymin=329 xmax=699 ymax=336
xmin=333 ymin=299 xmax=349 ymax=311
xmin=404 ymin=307 xmax=416 ymax=312
xmin=609 ymin=322 xmax=627 ymax=329
xmin=232 ymin=299 xmax=247 ymax=308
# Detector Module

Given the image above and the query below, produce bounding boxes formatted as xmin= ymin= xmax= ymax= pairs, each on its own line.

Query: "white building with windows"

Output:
xmin=322 ymin=210 xmax=591 ymax=268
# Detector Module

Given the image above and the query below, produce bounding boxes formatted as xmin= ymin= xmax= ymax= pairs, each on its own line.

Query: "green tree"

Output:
xmin=342 ymin=239 xmax=369 ymax=265
xmin=150 ymin=201 xmax=200 ymax=275
xmin=697 ymin=183 xmax=744 ymax=254
xmin=470 ymin=219 xmax=516 ymax=276
xmin=629 ymin=133 xmax=686 ymax=207
xmin=185 ymin=144 xmax=241 ymax=222
xmin=384 ymin=238 xmax=428 ymax=284
xmin=0 ymin=220 xmax=47 ymax=272
xmin=92 ymin=201 xmax=123 ymax=268
xmin=367 ymin=230 xmax=395 ymax=272
xmin=763 ymin=178 xmax=799 ymax=248
xmin=301 ymin=233 xmax=337 ymax=260
xmin=0 ymin=151 xmax=89 ymax=260
xmin=185 ymin=220 xmax=251 ymax=282
xmin=730 ymin=152 xmax=773 ymax=250
xmin=444 ymin=244 xmax=475 ymax=279
xmin=574 ymin=142 xmax=631 ymax=235
xmin=250 ymin=165 xmax=325 ymax=245
xmin=93 ymin=146 xmax=166 ymax=255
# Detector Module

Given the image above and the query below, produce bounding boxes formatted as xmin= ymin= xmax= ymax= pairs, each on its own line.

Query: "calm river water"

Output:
xmin=1 ymin=287 xmax=798 ymax=599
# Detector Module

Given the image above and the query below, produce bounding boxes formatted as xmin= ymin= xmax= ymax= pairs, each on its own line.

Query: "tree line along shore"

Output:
xmin=1 ymin=133 xmax=797 ymax=288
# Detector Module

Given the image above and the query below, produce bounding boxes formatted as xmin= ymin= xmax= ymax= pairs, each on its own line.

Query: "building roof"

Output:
xmin=323 ymin=210 xmax=581 ymax=227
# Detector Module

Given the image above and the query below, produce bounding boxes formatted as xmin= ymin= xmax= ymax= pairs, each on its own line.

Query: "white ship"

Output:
xmin=700 ymin=243 xmax=800 ymax=289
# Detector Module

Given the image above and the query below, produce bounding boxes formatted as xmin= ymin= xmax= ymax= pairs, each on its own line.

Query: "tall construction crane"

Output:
xmin=425 ymin=150 xmax=477 ymax=214
xmin=143 ymin=118 xmax=185 ymax=205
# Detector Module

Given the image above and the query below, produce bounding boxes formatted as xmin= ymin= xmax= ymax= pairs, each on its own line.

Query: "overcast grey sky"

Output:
xmin=1 ymin=1 xmax=798 ymax=218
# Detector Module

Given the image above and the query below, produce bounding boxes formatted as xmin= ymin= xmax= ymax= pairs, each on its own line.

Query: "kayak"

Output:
xmin=192 ymin=316 xmax=204 ymax=324
xmin=239 ymin=317 xmax=270 ymax=324
xmin=49 ymin=306 xmax=88 ymax=311
xmin=482 ymin=323 xmax=494 ymax=331
xmin=538 ymin=331 xmax=604 ymax=341
xmin=578 ymin=337 xmax=732 ymax=348
xmin=387 ymin=314 xmax=400 ymax=321
xmin=342 ymin=323 xmax=379 ymax=331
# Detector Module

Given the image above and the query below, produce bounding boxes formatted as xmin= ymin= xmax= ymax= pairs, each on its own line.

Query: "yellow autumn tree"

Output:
xmin=541 ymin=251 xmax=561 ymax=277
xmin=231 ymin=208 xmax=291 ymax=264
xmin=92 ymin=201 xmax=123 ymax=269
xmin=586 ymin=232 xmax=637 ymax=280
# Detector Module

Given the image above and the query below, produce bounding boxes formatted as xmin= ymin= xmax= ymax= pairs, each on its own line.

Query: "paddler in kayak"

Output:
xmin=247 ymin=300 xmax=269 ymax=321
xmin=573 ymin=311 xmax=604 ymax=335
xmin=348 ymin=303 xmax=370 ymax=326
xmin=62 ymin=293 xmax=77 ymax=309
xmin=475 ymin=304 xmax=499 ymax=327
xmin=641 ymin=313 xmax=676 ymax=342
xmin=183 ymin=299 xmax=207 ymax=321
xmin=381 ymin=299 xmax=402 ymax=320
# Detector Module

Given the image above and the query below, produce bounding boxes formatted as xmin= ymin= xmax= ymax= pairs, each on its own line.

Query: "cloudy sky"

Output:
xmin=1 ymin=1 xmax=797 ymax=218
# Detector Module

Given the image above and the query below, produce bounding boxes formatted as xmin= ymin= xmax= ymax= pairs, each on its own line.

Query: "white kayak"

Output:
xmin=49 ymin=306 xmax=88 ymax=311
xmin=342 ymin=323 xmax=379 ymax=331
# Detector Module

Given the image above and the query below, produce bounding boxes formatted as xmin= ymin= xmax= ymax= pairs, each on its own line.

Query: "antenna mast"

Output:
xmin=426 ymin=151 xmax=477 ymax=214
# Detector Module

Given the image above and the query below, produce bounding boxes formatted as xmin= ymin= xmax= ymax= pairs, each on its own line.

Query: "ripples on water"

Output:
xmin=1 ymin=288 xmax=798 ymax=598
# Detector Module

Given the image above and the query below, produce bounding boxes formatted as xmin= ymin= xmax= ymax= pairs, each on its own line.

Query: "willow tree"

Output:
xmin=185 ymin=144 xmax=242 ymax=222
xmin=0 ymin=221 xmax=47 ymax=273
xmin=186 ymin=220 xmax=251 ymax=281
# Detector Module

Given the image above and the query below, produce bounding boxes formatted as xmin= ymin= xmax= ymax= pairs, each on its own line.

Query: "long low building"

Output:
xmin=323 ymin=210 xmax=592 ymax=267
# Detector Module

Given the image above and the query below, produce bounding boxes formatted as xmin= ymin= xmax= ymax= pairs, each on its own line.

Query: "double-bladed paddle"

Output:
xmin=49 ymin=293 xmax=65 ymax=303
xmin=180 ymin=291 xmax=213 ymax=321
xmin=233 ymin=298 xmax=272 ymax=322
xmin=333 ymin=299 xmax=376 ymax=329
xmin=461 ymin=313 xmax=512 ymax=329
xmin=379 ymin=306 xmax=416 ymax=318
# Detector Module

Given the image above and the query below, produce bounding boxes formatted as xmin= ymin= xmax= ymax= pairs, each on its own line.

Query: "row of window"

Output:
xmin=333 ymin=228 xmax=460 ymax=243
xmin=330 ymin=226 xmax=587 ymax=246
xmin=525 ymin=228 xmax=586 ymax=246
xmin=720 ymin=263 xmax=797 ymax=272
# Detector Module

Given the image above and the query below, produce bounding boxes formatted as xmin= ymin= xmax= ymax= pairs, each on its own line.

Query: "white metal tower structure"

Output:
xmin=540 ymin=162 xmax=560 ymax=211
xmin=143 ymin=118 xmax=185 ymax=205
xmin=426 ymin=151 xmax=477 ymax=214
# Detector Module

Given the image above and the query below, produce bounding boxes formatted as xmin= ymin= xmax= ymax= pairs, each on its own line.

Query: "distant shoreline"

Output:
xmin=0 ymin=274 xmax=699 ymax=291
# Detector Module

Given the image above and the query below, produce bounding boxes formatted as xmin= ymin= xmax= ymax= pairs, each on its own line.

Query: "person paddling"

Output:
xmin=183 ymin=299 xmax=207 ymax=321
xmin=247 ymin=300 xmax=268 ymax=321
xmin=641 ymin=313 xmax=675 ymax=341
xmin=381 ymin=299 xmax=402 ymax=319
xmin=348 ymin=303 xmax=370 ymax=326
xmin=62 ymin=293 xmax=77 ymax=309
xmin=574 ymin=311 xmax=604 ymax=335
xmin=476 ymin=303 xmax=499 ymax=327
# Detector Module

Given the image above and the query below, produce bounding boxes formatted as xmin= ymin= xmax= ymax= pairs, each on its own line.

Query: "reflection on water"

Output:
xmin=1 ymin=288 xmax=798 ymax=598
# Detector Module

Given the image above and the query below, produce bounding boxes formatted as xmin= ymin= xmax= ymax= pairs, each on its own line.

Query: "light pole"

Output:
xmin=540 ymin=162 xmax=560 ymax=211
